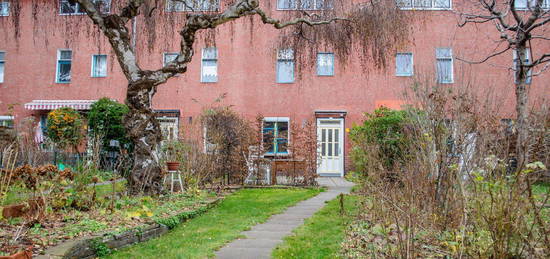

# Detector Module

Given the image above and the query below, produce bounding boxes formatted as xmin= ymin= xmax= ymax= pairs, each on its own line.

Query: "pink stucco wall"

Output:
xmin=1 ymin=1 xmax=549 ymax=172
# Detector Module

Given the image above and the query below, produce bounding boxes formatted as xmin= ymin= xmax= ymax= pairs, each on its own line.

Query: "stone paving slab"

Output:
xmin=215 ymin=177 xmax=353 ymax=259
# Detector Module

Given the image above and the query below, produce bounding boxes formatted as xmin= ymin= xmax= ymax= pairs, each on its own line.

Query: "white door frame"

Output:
xmin=316 ymin=117 xmax=345 ymax=177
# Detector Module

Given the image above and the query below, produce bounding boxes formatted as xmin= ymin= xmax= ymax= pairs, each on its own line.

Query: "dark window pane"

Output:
xmin=58 ymin=62 xmax=71 ymax=82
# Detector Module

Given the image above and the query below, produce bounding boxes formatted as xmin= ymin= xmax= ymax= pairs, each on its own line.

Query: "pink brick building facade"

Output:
xmin=1 ymin=0 xmax=549 ymax=176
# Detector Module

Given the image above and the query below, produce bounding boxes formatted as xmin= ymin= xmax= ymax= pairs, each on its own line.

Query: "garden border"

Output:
xmin=36 ymin=198 xmax=222 ymax=259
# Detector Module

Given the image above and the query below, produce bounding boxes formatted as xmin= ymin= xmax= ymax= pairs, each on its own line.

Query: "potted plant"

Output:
xmin=161 ymin=140 xmax=188 ymax=171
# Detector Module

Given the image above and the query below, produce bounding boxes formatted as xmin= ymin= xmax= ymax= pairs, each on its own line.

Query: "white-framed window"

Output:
xmin=436 ymin=48 xmax=453 ymax=83
xmin=59 ymin=0 xmax=111 ymax=15
xmin=0 ymin=51 xmax=5 ymax=83
xmin=201 ymin=47 xmax=218 ymax=83
xmin=56 ymin=49 xmax=72 ymax=83
xmin=0 ymin=115 xmax=14 ymax=128
xmin=278 ymin=0 xmax=333 ymax=10
xmin=317 ymin=53 xmax=334 ymax=76
xmin=513 ymin=48 xmax=532 ymax=84
xmin=0 ymin=1 xmax=10 ymax=16
xmin=514 ymin=0 xmax=550 ymax=10
xmin=396 ymin=52 xmax=413 ymax=76
xmin=277 ymin=49 xmax=295 ymax=83
xmin=163 ymin=52 xmax=179 ymax=66
xmin=91 ymin=54 xmax=107 ymax=77
xmin=397 ymin=0 xmax=451 ymax=10
xmin=263 ymin=117 xmax=290 ymax=155
xmin=166 ymin=0 xmax=219 ymax=12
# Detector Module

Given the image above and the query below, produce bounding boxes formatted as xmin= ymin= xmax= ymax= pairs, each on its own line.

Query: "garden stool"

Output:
xmin=163 ymin=170 xmax=184 ymax=192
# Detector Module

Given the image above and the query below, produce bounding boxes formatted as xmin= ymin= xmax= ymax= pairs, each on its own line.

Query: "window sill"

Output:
xmin=56 ymin=81 xmax=71 ymax=84
xmin=399 ymin=7 xmax=452 ymax=11
xmin=166 ymin=9 xmax=219 ymax=13
xmin=92 ymin=76 xmax=107 ymax=78
xmin=317 ymin=74 xmax=334 ymax=77
xmin=396 ymin=74 xmax=413 ymax=77
xmin=276 ymin=81 xmax=295 ymax=84
xmin=438 ymin=81 xmax=454 ymax=84
xmin=59 ymin=13 xmax=87 ymax=16
xmin=277 ymin=8 xmax=334 ymax=11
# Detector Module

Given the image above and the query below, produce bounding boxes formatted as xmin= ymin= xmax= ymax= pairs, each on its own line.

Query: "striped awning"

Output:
xmin=24 ymin=100 xmax=97 ymax=110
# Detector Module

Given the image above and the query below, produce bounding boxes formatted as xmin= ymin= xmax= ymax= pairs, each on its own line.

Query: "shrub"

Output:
xmin=87 ymin=98 xmax=130 ymax=151
xmin=46 ymin=107 xmax=85 ymax=151
xmin=349 ymin=107 xmax=408 ymax=176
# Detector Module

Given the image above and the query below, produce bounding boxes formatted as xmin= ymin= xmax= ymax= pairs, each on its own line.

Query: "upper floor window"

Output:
xmin=513 ymin=48 xmax=532 ymax=84
xmin=201 ymin=47 xmax=218 ymax=83
xmin=317 ymin=53 xmax=334 ymax=76
xmin=0 ymin=1 xmax=9 ymax=16
xmin=91 ymin=54 xmax=107 ymax=77
xmin=0 ymin=51 xmax=5 ymax=83
xmin=397 ymin=0 xmax=451 ymax=10
xmin=278 ymin=0 xmax=333 ymax=10
xmin=60 ymin=0 xmax=111 ymax=15
xmin=163 ymin=52 xmax=179 ymax=66
xmin=277 ymin=49 xmax=295 ymax=83
xmin=396 ymin=52 xmax=413 ymax=76
xmin=263 ymin=117 xmax=289 ymax=155
xmin=56 ymin=50 xmax=72 ymax=83
xmin=436 ymin=48 xmax=453 ymax=83
xmin=166 ymin=0 xmax=219 ymax=12
xmin=515 ymin=0 xmax=550 ymax=10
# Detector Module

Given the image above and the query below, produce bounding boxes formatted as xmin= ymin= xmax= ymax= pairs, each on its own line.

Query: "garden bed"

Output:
xmin=0 ymin=189 xmax=222 ymax=257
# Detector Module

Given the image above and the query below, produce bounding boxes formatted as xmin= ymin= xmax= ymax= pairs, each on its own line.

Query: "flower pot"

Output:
xmin=166 ymin=161 xmax=180 ymax=171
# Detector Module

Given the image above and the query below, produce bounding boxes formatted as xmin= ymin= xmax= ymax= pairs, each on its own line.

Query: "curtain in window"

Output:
xmin=436 ymin=48 xmax=452 ymax=83
xmin=317 ymin=53 xmax=334 ymax=76
xmin=277 ymin=61 xmax=294 ymax=83
xmin=277 ymin=49 xmax=294 ymax=83
xmin=278 ymin=0 xmax=296 ymax=9
xmin=414 ymin=0 xmax=432 ymax=8
xmin=0 ymin=61 xmax=4 ymax=83
xmin=202 ymin=48 xmax=217 ymax=82
xmin=436 ymin=59 xmax=452 ymax=83
xmin=396 ymin=0 xmax=412 ymax=7
xmin=58 ymin=62 xmax=71 ymax=82
xmin=434 ymin=0 xmax=450 ymax=8
xmin=93 ymin=55 xmax=107 ymax=77
xmin=0 ymin=1 xmax=9 ymax=16
xmin=396 ymin=53 xmax=413 ymax=76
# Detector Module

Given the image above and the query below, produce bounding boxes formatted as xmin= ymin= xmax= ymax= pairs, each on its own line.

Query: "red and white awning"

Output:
xmin=24 ymin=100 xmax=97 ymax=110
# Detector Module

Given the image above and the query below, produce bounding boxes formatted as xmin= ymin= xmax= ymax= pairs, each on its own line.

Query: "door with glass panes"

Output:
xmin=317 ymin=118 xmax=344 ymax=176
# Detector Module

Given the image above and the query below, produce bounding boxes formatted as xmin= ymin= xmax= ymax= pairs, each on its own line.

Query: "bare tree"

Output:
xmin=64 ymin=0 xmax=352 ymax=194
xmin=458 ymin=0 xmax=550 ymax=168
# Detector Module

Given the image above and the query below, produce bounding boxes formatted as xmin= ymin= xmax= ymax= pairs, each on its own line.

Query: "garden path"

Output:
xmin=215 ymin=177 xmax=354 ymax=259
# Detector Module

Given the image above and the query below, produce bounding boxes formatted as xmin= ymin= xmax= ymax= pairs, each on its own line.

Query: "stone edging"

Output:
xmin=37 ymin=198 xmax=222 ymax=259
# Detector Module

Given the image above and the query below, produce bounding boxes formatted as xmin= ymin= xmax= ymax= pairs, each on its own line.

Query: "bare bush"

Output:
xmin=343 ymin=79 xmax=550 ymax=258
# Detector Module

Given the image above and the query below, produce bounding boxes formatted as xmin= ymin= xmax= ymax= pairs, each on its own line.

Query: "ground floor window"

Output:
xmin=0 ymin=115 xmax=13 ymax=128
xmin=263 ymin=117 xmax=289 ymax=155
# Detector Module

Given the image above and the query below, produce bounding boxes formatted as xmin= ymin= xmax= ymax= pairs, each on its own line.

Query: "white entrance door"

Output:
xmin=317 ymin=118 xmax=344 ymax=177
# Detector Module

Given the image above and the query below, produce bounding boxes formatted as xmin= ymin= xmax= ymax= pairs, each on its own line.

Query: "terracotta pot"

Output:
xmin=166 ymin=161 xmax=180 ymax=171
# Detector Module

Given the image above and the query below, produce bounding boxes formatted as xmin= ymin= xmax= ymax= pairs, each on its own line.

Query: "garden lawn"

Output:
xmin=106 ymin=188 xmax=322 ymax=259
xmin=272 ymin=194 xmax=360 ymax=259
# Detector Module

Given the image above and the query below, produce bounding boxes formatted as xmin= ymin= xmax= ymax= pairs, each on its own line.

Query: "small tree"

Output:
xmin=47 ymin=107 xmax=85 ymax=152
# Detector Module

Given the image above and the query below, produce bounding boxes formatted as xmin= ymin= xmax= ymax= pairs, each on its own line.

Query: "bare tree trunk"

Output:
xmin=515 ymin=46 xmax=530 ymax=169
xmin=124 ymin=80 xmax=163 ymax=195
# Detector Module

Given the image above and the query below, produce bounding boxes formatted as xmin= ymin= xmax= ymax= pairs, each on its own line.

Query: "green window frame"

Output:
xmin=263 ymin=118 xmax=289 ymax=155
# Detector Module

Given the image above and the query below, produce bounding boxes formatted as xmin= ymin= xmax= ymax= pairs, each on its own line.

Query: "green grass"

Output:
xmin=272 ymin=194 xmax=360 ymax=259
xmin=105 ymin=188 xmax=322 ymax=259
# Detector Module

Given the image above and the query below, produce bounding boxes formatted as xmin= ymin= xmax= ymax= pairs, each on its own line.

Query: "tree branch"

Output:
xmin=455 ymin=45 xmax=511 ymax=64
